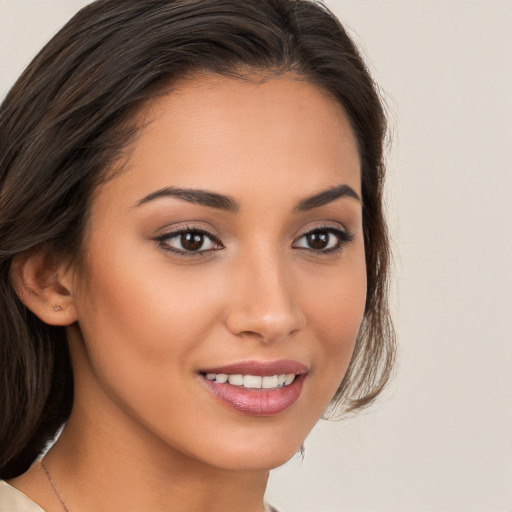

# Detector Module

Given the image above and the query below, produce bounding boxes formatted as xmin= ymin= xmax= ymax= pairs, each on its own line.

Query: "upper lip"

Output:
xmin=200 ymin=360 xmax=308 ymax=376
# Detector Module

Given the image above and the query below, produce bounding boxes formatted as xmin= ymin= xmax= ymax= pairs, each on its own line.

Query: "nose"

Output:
xmin=225 ymin=249 xmax=306 ymax=344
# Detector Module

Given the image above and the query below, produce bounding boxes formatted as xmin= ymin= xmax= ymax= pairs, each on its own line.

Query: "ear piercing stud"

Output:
xmin=53 ymin=305 xmax=63 ymax=312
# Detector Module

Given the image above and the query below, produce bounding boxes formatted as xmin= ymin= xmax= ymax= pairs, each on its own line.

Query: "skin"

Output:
xmin=10 ymin=74 xmax=366 ymax=512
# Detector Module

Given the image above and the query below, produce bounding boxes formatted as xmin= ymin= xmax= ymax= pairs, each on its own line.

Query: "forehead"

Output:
xmin=96 ymin=74 xmax=361 ymax=210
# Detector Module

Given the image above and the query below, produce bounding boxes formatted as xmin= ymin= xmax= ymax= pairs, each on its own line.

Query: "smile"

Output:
xmin=205 ymin=373 xmax=296 ymax=389
xmin=200 ymin=360 xmax=308 ymax=416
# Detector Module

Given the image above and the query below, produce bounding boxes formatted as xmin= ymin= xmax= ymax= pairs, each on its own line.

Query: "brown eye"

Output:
xmin=155 ymin=228 xmax=222 ymax=255
xmin=305 ymin=231 xmax=330 ymax=250
xmin=181 ymin=232 xmax=205 ymax=251
xmin=293 ymin=226 xmax=353 ymax=253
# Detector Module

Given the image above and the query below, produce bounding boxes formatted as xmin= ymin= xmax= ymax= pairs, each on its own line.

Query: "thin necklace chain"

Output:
xmin=40 ymin=459 xmax=71 ymax=512
xmin=41 ymin=457 xmax=272 ymax=512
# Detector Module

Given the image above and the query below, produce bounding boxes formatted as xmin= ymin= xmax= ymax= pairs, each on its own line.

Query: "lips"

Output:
xmin=199 ymin=360 xmax=308 ymax=416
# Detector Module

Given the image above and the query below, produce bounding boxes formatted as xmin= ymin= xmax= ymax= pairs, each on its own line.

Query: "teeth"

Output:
xmin=205 ymin=372 xmax=297 ymax=389
xmin=285 ymin=373 xmax=295 ymax=385
xmin=262 ymin=375 xmax=278 ymax=388
xmin=228 ymin=374 xmax=244 ymax=386
xmin=243 ymin=375 xmax=262 ymax=389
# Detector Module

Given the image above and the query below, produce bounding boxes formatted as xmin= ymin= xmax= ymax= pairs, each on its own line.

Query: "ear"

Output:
xmin=11 ymin=247 xmax=78 ymax=326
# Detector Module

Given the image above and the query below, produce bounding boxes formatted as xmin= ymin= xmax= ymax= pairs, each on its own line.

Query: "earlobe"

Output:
xmin=10 ymin=249 xmax=78 ymax=326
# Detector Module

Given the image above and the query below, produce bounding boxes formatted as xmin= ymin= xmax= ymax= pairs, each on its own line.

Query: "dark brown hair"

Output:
xmin=0 ymin=0 xmax=395 ymax=478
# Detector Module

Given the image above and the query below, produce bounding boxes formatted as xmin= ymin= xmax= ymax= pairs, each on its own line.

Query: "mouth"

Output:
xmin=204 ymin=372 xmax=297 ymax=389
xmin=199 ymin=360 xmax=308 ymax=416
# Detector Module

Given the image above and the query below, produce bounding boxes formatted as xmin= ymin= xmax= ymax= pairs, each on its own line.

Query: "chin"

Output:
xmin=186 ymin=426 xmax=308 ymax=472
xmin=210 ymin=445 xmax=301 ymax=472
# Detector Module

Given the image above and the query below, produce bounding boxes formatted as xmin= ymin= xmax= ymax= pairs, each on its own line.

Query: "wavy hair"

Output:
xmin=0 ymin=0 xmax=395 ymax=478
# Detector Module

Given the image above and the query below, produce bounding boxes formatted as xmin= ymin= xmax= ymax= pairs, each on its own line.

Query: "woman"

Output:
xmin=0 ymin=0 xmax=395 ymax=510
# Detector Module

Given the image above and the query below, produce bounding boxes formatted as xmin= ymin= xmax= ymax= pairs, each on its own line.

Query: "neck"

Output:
xmin=44 ymin=404 xmax=269 ymax=512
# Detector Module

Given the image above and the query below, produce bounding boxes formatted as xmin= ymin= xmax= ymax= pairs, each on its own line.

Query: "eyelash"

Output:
xmin=154 ymin=226 xmax=223 ymax=257
xmin=293 ymin=224 xmax=355 ymax=255
xmin=154 ymin=224 xmax=354 ymax=257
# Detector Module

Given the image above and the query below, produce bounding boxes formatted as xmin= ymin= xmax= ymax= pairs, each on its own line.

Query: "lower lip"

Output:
xmin=201 ymin=374 xmax=306 ymax=416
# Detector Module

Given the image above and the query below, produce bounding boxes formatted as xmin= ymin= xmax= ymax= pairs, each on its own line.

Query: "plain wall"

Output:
xmin=1 ymin=1 xmax=511 ymax=511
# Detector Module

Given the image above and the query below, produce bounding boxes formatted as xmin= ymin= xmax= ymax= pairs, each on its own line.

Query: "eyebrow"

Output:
xmin=294 ymin=184 xmax=361 ymax=212
xmin=135 ymin=187 xmax=240 ymax=211
xmin=135 ymin=183 xmax=361 ymax=212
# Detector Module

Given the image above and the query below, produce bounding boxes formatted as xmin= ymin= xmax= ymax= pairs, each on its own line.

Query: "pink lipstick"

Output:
xmin=199 ymin=360 xmax=308 ymax=416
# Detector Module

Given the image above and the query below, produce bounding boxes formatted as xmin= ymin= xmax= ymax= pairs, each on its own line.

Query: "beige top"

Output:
xmin=0 ymin=481 xmax=45 ymax=511
xmin=0 ymin=480 xmax=281 ymax=512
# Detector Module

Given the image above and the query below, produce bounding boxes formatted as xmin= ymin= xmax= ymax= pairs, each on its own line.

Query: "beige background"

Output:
xmin=1 ymin=1 xmax=511 ymax=511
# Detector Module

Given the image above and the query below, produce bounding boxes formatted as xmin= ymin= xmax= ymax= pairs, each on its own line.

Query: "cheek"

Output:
xmin=305 ymin=251 xmax=367 ymax=390
xmin=77 ymin=240 xmax=223 ymax=350
xmin=71 ymin=249 xmax=227 ymax=429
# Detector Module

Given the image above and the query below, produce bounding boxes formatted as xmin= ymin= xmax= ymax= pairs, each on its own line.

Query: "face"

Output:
xmin=68 ymin=74 xmax=366 ymax=471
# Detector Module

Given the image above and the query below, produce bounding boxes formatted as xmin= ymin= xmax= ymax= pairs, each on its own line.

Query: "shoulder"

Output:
xmin=0 ymin=481 xmax=46 ymax=512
